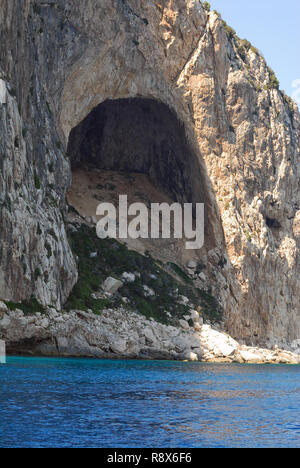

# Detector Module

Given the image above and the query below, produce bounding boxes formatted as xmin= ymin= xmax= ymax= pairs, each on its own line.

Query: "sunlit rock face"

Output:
xmin=0 ymin=0 xmax=300 ymax=346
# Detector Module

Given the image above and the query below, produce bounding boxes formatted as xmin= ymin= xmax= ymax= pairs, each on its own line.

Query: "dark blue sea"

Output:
xmin=0 ymin=357 xmax=300 ymax=448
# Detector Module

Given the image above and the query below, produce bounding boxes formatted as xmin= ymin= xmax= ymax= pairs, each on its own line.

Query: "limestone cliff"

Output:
xmin=0 ymin=0 xmax=300 ymax=349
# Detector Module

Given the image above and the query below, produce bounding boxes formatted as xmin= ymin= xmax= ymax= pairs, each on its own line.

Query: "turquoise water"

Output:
xmin=0 ymin=357 xmax=300 ymax=448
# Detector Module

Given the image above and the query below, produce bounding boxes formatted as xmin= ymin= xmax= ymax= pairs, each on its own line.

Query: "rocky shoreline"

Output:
xmin=1 ymin=301 xmax=299 ymax=365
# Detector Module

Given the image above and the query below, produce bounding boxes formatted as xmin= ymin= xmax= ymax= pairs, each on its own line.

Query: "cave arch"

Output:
xmin=67 ymin=97 xmax=219 ymax=250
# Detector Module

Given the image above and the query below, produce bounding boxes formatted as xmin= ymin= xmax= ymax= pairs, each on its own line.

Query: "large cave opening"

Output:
xmin=67 ymin=98 xmax=207 ymax=204
xmin=66 ymin=97 xmax=215 ymax=263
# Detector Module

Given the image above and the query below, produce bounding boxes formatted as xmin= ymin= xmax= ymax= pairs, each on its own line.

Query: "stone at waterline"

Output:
xmin=102 ymin=277 xmax=124 ymax=295
xmin=182 ymin=351 xmax=198 ymax=362
xmin=0 ymin=340 xmax=6 ymax=364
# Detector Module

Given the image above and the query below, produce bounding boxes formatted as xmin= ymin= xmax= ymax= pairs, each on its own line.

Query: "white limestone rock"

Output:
xmin=143 ymin=285 xmax=155 ymax=297
xmin=0 ymin=80 xmax=7 ymax=105
xmin=190 ymin=310 xmax=200 ymax=322
xmin=179 ymin=296 xmax=189 ymax=306
xmin=199 ymin=325 xmax=238 ymax=358
xmin=109 ymin=337 xmax=127 ymax=354
xmin=144 ymin=327 xmax=157 ymax=345
xmin=184 ymin=351 xmax=198 ymax=362
xmin=179 ymin=319 xmax=190 ymax=331
xmin=0 ymin=301 xmax=8 ymax=314
xmin=237 ymin=349 xmax=264 ymax=363
xmin=122 ymin=272 xmax=136 ymax=283
xmin=0 ymin=340 xmax=5 ymax=363
xmin=102 ymin=277 xmax=123 ymax=295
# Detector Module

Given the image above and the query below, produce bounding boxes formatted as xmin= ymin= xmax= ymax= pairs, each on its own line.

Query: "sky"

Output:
xmin=210 ymin=0 xmax=300 ymax=105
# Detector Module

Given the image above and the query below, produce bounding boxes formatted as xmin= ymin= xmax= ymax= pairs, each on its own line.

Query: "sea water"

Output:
xmin=0 ymin=357 xmax=300 ymax=448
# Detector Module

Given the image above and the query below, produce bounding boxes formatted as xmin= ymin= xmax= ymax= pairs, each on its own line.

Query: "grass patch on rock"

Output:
xmin=5 ymin=297 xmax=46 ymax=315
xmin=66 ymin=224 xmax=223 ymax=324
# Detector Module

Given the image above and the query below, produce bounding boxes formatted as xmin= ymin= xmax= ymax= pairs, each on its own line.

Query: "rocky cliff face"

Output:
xmin=0 ymin=0 xmax=300 ymax=348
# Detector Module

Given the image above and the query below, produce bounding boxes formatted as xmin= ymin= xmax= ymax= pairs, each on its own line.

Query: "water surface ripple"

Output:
xmin=0 ymin=357 xmax=299 ymax=448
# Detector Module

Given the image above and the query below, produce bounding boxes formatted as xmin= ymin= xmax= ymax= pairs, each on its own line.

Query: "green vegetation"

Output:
xmin=66 ymin=224 xmax=223 ymax=324
xmin=267 ymin=67 xmax=280 ymax=90
xmin=34 ymin=267 xmax=41 ymax=281
xmin=240 ymin=39 xmax=252 ymax=51
xmin=213 ymin=10 xmax=221 ymax=18
xmin=33 ymin=3 xmax=41 ymax=15
xmin=237 ymin=38 xmax=260 ymax=62
xmin=46 ymin=101 xmax=52 ymax=116
xmin=167 ymin=262 xmax=193 ymax=284
xmin=202 ymin=2 xmax=211 ymax=12
xmin=245 ymin=229 xmax=252 ymax=243
xmin=219 ymin=13 xmax=280 ymax=92
xmin=218 ymin=256 xmax=227 ymax=268
xmin=45 ymin=242 xmax=52 ymax=259
xmin=49 ymin=229 xmax=58 ymax=242
xmin=222 ymin=20 xmax=236 ymax=39
xmin=5 ymin=297 xmax=46 ymax=315
xmin=250 ymin=45 xmax=259 ymax=55
xmin=34 ymin=171 xmax=41 ymax=190
xmin=282 ymin=93 xmax=295 ymax=118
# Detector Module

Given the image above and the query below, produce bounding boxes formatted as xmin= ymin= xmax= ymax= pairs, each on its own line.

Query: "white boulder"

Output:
xmin=144 ymin=327 xmax=157 ymax=345
xmin=122 ymin=272 xmax=136 ymax=283
xmin=184 ymin=351 xmax=198 ymax=362
xmin=0 ymin=340 xmax=6 ymax=364
xmin=199 ymin=325 xmax=238 ymax=357
xmin=198 ymin=272 xmax=206 ymax=282
xmin=102 ymin=277 xmax=123 ymax=295
xmin=190 ymin=310 xmax=199 ymax=322
xmin=179 ymin=295 xmax=189 ymax=306
xmin=179 ymin=319 xmax=190 ymax=330
xmin=238 ymin=349 xmax=263 ymax=363
xmin=110 ymin=338 xmax=127 ymax=354
xmin=143 ymin=285 xmax=155 ymax=297
xmin=0 ymin=301 xmax=8 ymax=313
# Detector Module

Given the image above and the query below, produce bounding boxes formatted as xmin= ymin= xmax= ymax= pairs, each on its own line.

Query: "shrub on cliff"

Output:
xmin=202 ymin=2 xmax=211 ymax=12
xmin=222 ymin=20 xmax=236 ymax=39
xmin=267 ymin=68 xmax=280 ymax=89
